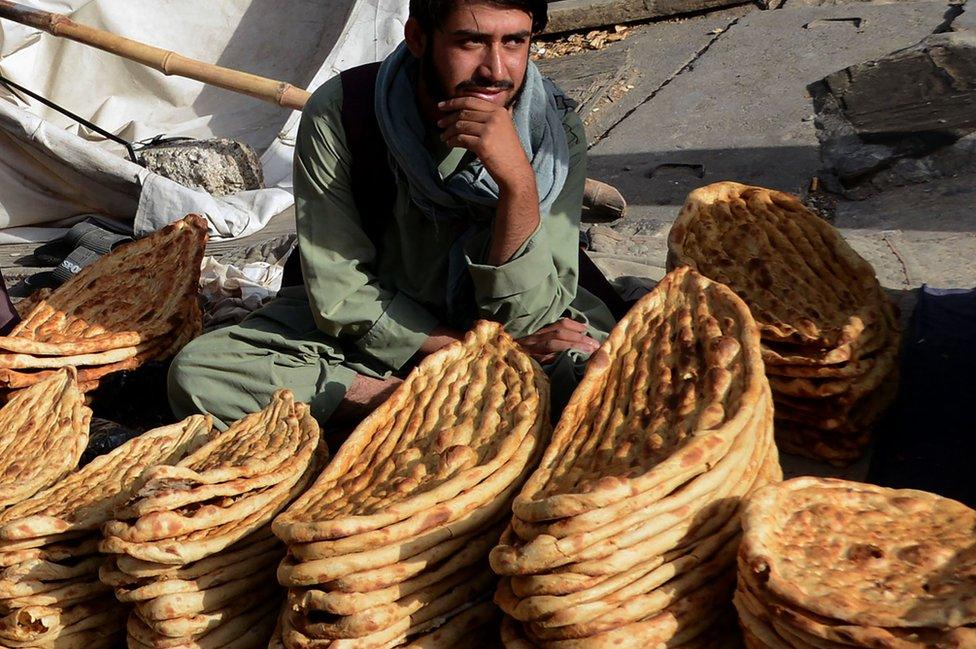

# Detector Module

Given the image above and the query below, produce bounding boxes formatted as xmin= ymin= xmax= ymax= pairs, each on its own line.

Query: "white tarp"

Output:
xmin=0 ymin=0 xmax=408 ymax=241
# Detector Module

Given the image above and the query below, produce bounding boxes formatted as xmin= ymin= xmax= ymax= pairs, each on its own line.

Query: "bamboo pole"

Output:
xmin=0 ymin=0 xmax=625 ymax=218
xmin=0 ymin=0 xmax=311 ymax=110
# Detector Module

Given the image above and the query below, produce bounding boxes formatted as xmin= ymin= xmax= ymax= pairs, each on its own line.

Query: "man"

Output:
xmin=168 ymin=0 xmax=616 ymax=429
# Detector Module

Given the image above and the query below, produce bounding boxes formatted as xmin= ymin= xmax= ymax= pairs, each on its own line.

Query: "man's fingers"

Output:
xmin=444 ymin=133 xmax=482 ymax=151
xmin=440 ymin=120 xmax=486 ymax=142
xmin=436 ymin=109 xmax=491 ymax=129
xmin=438 ymin=96 xmax=497 ymax=113
xmin=557 ymin=318 xmax=588 ymax=333
xmin=538 ymin=338 xmax=580 ymax=355
xmin=518 ymin=331 xmax=600 ymax=358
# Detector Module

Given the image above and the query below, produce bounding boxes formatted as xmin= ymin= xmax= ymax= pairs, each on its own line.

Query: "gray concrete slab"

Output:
xmin=837 ymin=174 xmax=976 ymax=290
xmin=587 ymin=0 xmax=951 ymax=234
xmin=539 ymin=4 xmax=755 ymax=145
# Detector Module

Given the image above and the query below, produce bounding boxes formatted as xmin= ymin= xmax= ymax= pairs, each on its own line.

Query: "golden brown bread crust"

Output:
xmin=493 ymin=267 xmax=779 ymax=649
xmin=101 ymin=391 xmax=324 ymax=556
xmin=0 ymin=416 xmax=210 ymax=540
xmin=273 ymin=320 xmax=550 ymax=544
xmin=273 ymin=321 xmax=550 ymax=649
xmin=667 ymin=182 xmax=901 ymax=464
xmin=0 ymin=214 xmax=207 ymax=356
xmin=0 ymin=215 xmax=206 ymax=393
xmin=0 ymin=368 xmax=90 ymax=510
xmin=667 ymin=182 xmax=884 ymax=349
xmin=512 ymin=266 xmax=768 ymax=524
xmin=739 ymin=477 xmax=976 ymax=637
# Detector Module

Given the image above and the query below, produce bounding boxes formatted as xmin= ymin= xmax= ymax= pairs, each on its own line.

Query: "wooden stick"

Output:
xmin=0 ymin=0 xmax=311 ymax=110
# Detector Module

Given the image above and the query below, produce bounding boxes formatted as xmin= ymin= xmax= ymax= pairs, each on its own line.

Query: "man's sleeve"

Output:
xmin=294 ymin=78 xmax=438 ymax=371
xmin=462 ymin=109 xmax=587 ymax=339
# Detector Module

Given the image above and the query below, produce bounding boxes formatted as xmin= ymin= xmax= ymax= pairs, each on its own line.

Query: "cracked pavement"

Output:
xmin=539 ymin=0 xmax=975 ymax=308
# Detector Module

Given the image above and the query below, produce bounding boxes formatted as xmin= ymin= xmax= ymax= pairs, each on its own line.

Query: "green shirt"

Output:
xmin=293 ymin=74 xmax=614 ymax=373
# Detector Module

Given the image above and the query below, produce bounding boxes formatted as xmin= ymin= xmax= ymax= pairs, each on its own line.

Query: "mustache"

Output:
xmin=455 ymin=78 xmax=515 ymax=93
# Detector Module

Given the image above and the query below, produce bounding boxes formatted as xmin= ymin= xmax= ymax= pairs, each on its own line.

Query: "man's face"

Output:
xmin=419 ymin=0 xmax=533 ymax=110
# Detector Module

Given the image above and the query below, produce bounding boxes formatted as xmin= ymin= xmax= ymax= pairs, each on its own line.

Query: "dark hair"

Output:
xmin=409 ymin=0 xmax=548 ymax=35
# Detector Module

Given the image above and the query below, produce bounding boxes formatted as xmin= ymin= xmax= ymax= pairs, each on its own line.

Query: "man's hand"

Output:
xmin=517 ymin=318 xmax=600 ymax=365
xmin=438 ymin=96 xmax=541 ymax=266
xmin=437 ymin=97 xmax=532 ymax=192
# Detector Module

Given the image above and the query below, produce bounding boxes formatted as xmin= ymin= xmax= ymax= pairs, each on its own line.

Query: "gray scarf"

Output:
xmin=374 ymin=42 xmax=571 ymax=325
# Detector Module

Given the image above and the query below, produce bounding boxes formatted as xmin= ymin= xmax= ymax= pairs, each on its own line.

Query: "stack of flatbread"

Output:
xmin=667 ymin=182 xmax=900 ymax=465
xmin=99 ymin=390 xmax=325 ymax=648
xmin=271 ymin=320 xmax=550 ymax=649
xmin=0 ymin=214 xmax=208 ymax=394
xmin=736 ymin=477 xmax=976 ymax=648
xmin=490 ymin=267 xmax=781 ymax=648
xmin=0 ymin=411 xmax=210 ymax=648
xmin=0 ymin=369 xmax=90 ymax=510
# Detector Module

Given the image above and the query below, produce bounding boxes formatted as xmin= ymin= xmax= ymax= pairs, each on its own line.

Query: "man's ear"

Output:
xmin=404 ymin=17 xmax=427 ymax=58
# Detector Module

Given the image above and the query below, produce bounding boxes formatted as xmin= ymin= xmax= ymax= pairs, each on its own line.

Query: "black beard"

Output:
xmin=420 ymin=47 xmax=528 ymax=110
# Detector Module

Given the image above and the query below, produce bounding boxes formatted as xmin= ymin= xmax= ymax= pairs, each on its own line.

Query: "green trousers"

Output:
xmin=168 ymin=287 xmax=588 ymax=429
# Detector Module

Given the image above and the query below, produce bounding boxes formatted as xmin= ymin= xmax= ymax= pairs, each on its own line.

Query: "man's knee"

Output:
xmin=167 ymin=332 xmax=248 ymax=429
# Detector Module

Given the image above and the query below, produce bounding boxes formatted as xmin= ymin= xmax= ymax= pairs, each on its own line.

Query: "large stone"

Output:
xmin=138 ymin=138 xmax=265 ymax=196
xmin=818 ymin=31 xmax=976 ymax=137
xmin=811 ymin=31 xmax=976 ymax=195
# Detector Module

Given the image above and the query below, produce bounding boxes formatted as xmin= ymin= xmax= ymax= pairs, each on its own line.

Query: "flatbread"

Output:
xmin=0 ymin=344 xmax=141 ymax=370
xmin=0 ymin=555 xmax=102 ymax=584
xmin=0 ymin=538 xmax=100 ymax=569
xmin=667 ymin=181 xmax=888 ymax=351
xmin=0 ymin=598 xmax=122 ymax=646
xmin=287 ymin=563 xmax=486 ymax=640
xmin=511 ymin=266 xmax=767 ymax=524
xmin=140 ymin=592 xmax=276 ymax=639
xmin=522 ymin=573 xmax=736 ymax=649
xmin=109 ymin=542 xmax=282 ymax=603
xmin=126 ymin=595 xmax=279 ymax=649
xmin=282 ymin=571 xmax=496 ymax=649
xmin=101 ymin=527 xmax=278 ymax=583
xmin=493 ymin=392 xmax=773 ymax=576
xmin=296 ymin=521 xmax=504 ymax=616
xmin=0 ymin=214 xmax=207 ymax=357
xmin=0 ymin=575 xmax=109 ymax=611
xmin=0 ymin=301 xmax=201 ymax=390
xmin=0 ymin=368 xmax=90 ymax=509
xmin=402 ymin=599 xmax=501 ymax=648
xmin=740 ymin=477 xmax=976 ymax=629
xmin=101 ymin=448 xmax=320 ymax=565
xmin=524 ymin=543 xmax=738 ymax=637
xmin=0 ymin=415 xmax=211 ymax=540
xmin=278 ymin=426 xmax=538 ymax=585
xmin=273 ymin=320 xmax=550 ymax=544
xmin=134 ymin=570 xmax=279 ymax=622
xmin=737 ymin=571 xmax=975 ymax=649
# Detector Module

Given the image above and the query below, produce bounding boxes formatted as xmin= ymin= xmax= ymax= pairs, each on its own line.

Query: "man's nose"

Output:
xmin=477 ymin=44 xmax=505 ymax=83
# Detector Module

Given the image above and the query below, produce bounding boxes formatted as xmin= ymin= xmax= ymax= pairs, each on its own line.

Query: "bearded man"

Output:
xmin=168 ymin=0 xmax=617 ymax=429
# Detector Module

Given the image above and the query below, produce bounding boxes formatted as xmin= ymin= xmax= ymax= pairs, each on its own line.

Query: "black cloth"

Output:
xmin=867 ymin=286 xmax=976 ymax=507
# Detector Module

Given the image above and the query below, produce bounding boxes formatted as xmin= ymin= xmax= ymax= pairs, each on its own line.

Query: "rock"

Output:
xmin=811 ymin=31 xmax=976 ymax=197
xmin=138 ymin=138 xmax=265 ymax=196
xmin=818 ymin=31 xmax=976 ymax=137
xmin=954 ymin=6 xmax=976 ymax=32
